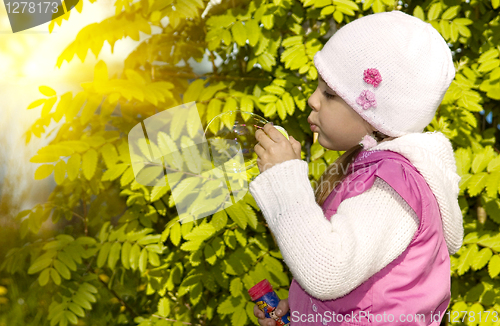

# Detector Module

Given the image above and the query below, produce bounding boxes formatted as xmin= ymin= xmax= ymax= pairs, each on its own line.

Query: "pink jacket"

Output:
xmin=289 ymin=149 xmax=451 ymax=326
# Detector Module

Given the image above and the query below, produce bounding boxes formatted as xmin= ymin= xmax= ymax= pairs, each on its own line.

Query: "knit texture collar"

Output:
xmin=361 ymin=131 xmax=464 ymax=255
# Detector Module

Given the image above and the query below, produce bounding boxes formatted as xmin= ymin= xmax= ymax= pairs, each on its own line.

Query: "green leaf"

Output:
xmin=30 ymin=153 xmax=60 ymax=163
xmin=320 ymin=5 xmax=334 ymax=15
xmin=246 ymin=20 xmax=260 ymax=47
xmin=157 ymin=297 xmax=171 ymax=317
xmin=226 ymin=204 xmax=247 ymax=229
xmin=282 ymin=92 xmax=295 ymax=115
xmin=72 ymin=294 xmax=92 ymax=310
xmin=82 ymin=149 xmax=98 ymax=180
xmin=264 ymin=85 xmax=285 ymax=96
xmin=258 ymin=52 xmax=276 ymax=71
xmin=78 ymin=288 xmax=96 ymax=303
xmin=66 ymin=92 xmax=87 ymax=121
xmin=41 ymin=97 xmax=57 ymax=117
xmin=457 ymin=244 xmax=477 ymax=275
xmin=232 ymin=21 xmax=247 ymax=47
xmin=180 ymin=239 xmax=204 ymax=251
xmin=230 ymin=277 xmax=243 ymax=297
xmin=148 ymin=251 xmax=160 ymax=266
xmin=478 ymin=59 xmax=500 ymax=73
xmin=442 ymin=5 xmax=460 ymax=20
xmin=493 ymin=0 xmax=500 ymax=9
xmin=472 ymin=153 xmax=488 ymax=173
xmin=65 ymin=310 xmax=78 ymax=325
xmin=40 ymin=85 xmax=57 ymax=97
xmin=50 ymin=268 xmax=61 ymax=285
xmin=205 ymin=244 xmax=217 ymax=265
xmin=38 ymin=268 xmax=51 ymax=286
xmin=100 ymin=144 xmax=118 ymax=168
xmin=263 ymin=255 xmax=283 ymax=272
xmin=450 ymin=21 xmax=459 ymax=42
xmin=232 ymin=307 xmax=248 ymax=326
xmin=439 ymin=19 xmax=450 ymax=40
xmin=54 ymin=259 xmax=71 ymax=279
xmin=34 ymin=164 xmax=54 ymax=180
xmin=27 ymin=98 xmax=46 ymax=110
xmin=261 ymin=14 xmax=274 ymax=30
xmin=66 ymin=154 xmax=81 ymax=181
xmin=97 ymin=242 xmax=112 ymax=268
xmin=184 ymin=79 xmax=205 ymax=103
xmin=467 ymin=173 xmax=488 ymax=196
xmin=291 ymin=87 xmax=306 ymax=111
xmin=80 ymin=96 xmax=100 ymax=125
xmin=120 ymin=167 xmax=135 ymax=187
xmin=488 ymin=255 xmax=500 ymax=278
xmin=479 ymin=48 xmax=499 ymax=63
xmin=212 ymin=236 xmax=226 ymax=257
xmin=121 ymin=241 xmax=132 ymax=269
xmin=477 ymin=233 xmax=500 ymax=252
xmin=276 ymin=99 xmax=286 ymax=120
xmin=185 ymin=223 xmax=216 ymax=241
xmin=224 ymin=230 xmax=237 ymax=249
xmin=457 ymin=24 xmax=471 ymax=37
xmin=472 ymin=248 xmax=492 ymax=270
xmin=217 ymin=295 xmax=243 ymax=314
xmin=68 ymin=303 xmax=85 ymax=318
xmin=81 ymin=283 xmax=98 ymax=293
xmin=101 ymin=163 xmax=128 ymax=182
xmin=169 ymin=222 xmax=181 ymax=246
xmin=259 ymin=95 xmax=278 ymax=103
xmin=54 ymin=160 xmax=66 ymax=185
xmin=427 ymin=2 xmax=442 ymax=20
xmin=139 ymin=247 xmax=148 ymax=273
xmin=57 ymin=251 xmax=77 ymax=271
xmin=28 ymin=257 xmax=53 ymax=274
xmin=211 ymin=210 xmax=228 ymax=231
xmin=108 ymin=242 xmax=121 ymax=270
xmin=234 ymin=229 xmax=247 ymax=247
xmin=129 ymin=243 xmax=141 ymax=270
xmin=486 ymin=172 xmax=500 ymax=198
xmin=202 ymin=270 xmax=218 ymax=293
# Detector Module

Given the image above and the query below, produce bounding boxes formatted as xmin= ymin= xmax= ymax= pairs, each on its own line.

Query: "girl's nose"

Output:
xmin=308 ymin=89 xmax=320 ymax=112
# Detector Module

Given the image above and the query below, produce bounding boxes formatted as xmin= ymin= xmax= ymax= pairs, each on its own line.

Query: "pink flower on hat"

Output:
xmin=359 ymin=134 xmax=378 ymax=149
xmin=363 ymin=68 xmax=382 ymax=88
xmin=356 ymin=90 xmax=377 ymax=110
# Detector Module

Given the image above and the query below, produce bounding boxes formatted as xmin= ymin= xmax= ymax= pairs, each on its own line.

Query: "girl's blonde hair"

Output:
xmin=314 ymin=131 xmax=392 ymax=206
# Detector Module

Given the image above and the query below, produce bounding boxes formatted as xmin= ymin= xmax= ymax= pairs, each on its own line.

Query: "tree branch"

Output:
xmin=98 ymin=277 xmax=138 ymax=318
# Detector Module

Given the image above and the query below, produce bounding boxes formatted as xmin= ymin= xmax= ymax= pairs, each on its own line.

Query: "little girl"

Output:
xmin=250 ymin=10 xmax=463 ymax=326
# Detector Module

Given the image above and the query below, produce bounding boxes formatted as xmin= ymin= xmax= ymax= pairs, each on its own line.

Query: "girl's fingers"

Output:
xmin=276 ymin=298 xmax=290 ymax=316
xmin=254 ymin=304 xmax=265 ymax=319
xmin=254 ymin=305 xmax=277 ymax=326
xmin=289 ymin=136 xmax=301 ymax=157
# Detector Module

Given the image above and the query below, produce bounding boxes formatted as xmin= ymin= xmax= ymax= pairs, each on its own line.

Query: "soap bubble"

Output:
xmin=204 ymin=110 xmax=268 ymax=179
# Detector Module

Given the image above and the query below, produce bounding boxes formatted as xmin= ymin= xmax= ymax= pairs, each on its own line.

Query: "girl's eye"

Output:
xmin=323 ymin=91 xmax=335 ymax=99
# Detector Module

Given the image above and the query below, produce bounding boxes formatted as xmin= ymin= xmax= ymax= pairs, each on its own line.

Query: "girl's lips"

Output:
xmin=310 ymin=124 xmax=318 ymax=132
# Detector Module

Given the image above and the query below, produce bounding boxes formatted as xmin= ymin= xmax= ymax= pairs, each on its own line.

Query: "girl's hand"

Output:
xmin=254 ymin=123 xmax=302 ymax=173
xmin=253 ymin=298 xmax=290 ymax=326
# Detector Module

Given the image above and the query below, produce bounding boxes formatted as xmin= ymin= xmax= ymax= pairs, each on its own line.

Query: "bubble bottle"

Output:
xmin=248 ymin=279 xmax=291 ymax=326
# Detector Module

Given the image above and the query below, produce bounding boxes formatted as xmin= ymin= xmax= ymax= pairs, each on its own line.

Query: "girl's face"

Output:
xmin=307 ymin=75 xmax=375 ymax=151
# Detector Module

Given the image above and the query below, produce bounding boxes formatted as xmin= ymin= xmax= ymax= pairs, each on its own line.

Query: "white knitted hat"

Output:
xmin=314 ymin=10 xmax=456 ymax=138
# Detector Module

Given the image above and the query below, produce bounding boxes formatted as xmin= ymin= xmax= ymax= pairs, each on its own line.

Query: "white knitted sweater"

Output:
xmin=248 ymin=131 xmax=463 ymax=301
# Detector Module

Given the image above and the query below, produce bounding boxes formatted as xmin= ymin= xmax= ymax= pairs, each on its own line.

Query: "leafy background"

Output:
xmin=1 ymin=0 xmax=500 ymax=325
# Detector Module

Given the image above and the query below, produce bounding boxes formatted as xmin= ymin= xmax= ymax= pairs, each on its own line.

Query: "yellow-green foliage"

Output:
xmin=2 ymin=0 xmax=500 ymax=325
